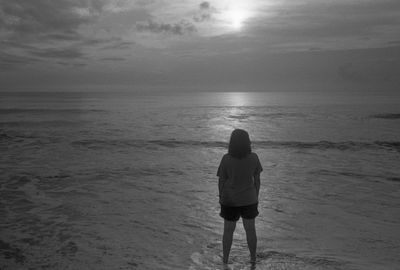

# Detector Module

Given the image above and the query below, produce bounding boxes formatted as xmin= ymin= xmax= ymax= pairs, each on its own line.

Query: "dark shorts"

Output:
xmin=220 ymin=203 xmax=259 ymax=221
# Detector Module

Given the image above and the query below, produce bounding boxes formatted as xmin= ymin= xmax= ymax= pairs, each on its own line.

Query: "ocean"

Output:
xmin=0 ymin=91 xmax=399 ymax=270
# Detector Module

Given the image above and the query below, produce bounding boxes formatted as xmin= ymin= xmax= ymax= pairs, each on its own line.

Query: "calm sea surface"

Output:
xmin=0 ymin=91 xmax=399 ymax=270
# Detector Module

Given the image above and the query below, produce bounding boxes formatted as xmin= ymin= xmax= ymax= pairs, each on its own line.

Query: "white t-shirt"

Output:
xmin=217 ymin=152 xmax=263 ymax=206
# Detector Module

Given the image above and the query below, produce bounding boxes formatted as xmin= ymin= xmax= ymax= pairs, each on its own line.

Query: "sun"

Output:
xmin=205 ymin=0 xmax=258 ymax=34
xmin=225 ymin=8 xmax=248 ymax=30
xmin=218 ymin=2 xmax=252 ymax=31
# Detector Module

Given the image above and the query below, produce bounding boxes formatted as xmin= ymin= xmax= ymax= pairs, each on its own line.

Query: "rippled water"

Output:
xmin=0 ymin=91 xmax=399 ymax=270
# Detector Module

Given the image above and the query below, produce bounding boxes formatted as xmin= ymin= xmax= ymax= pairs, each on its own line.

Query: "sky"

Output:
xmin=0 ymin=0 xmax=399 ymax=92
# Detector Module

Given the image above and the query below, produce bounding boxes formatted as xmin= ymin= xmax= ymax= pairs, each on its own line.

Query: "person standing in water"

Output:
xmin=217 ymin=129 xmax=263 ymax=265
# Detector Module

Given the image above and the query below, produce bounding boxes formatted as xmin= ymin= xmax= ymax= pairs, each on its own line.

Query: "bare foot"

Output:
xmin=250 ymin=255 xmax=257 ymax=264
xmin=250 ymin=257 xmax=257 ymax=267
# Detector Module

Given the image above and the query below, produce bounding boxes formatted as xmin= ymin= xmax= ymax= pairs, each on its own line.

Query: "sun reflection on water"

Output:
xmin=226 ymin=92 xmax=249 ymax=106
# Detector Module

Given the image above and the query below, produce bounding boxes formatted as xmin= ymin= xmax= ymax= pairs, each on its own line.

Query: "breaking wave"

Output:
xmin=228 ymin=112 xmax=305 ymax=120
xmin=71 ymin=139 xmax=400 ymax=152
xmin=370 ymin=113 xmax=400 ymax=120
xmin=0 ymin=108 xmax=104 ymax=114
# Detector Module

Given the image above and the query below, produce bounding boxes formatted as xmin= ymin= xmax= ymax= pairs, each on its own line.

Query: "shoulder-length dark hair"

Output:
xmin=228 ymin=129 xmax=252 ymax=159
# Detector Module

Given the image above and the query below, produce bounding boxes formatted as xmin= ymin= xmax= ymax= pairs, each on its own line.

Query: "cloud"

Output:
xmin=0 ymin=0 xmax=103 ymax=68
xmin=56 ymin=61 xmax=87 ymax=68
xmin=43 ymin=31 xmax=82 ymax=42
xmin=0 ymin=0 xmax=141 ymax=68
xmin=200 ymin=2 xmax=210 ymax=10
xmin=193 ymin=1 xmax=214 ymax=23
xmin=338 ymin=59 xmax=400 ymax=83
xmin=0 ymin=0 xmax=103 ymax=39
xmin=1 ymin=0 xmax=399 ymax=93
xmin=136 ymin=19 xmax=196 ymax=35
xmin=27 ymin=47 xmax=85 ymax=60
xmin=100 ymin=57 xmax=125 ymax=61
xmin=0 ymin=52 xmax=40 ymax=71
xmin=100 ymin=39 xmax=135 ymax=50
xmin=387 ymin=40 xmax=400 ymax=46
xmin=247 ymin=0 xmax=400 ymax=51
xmin=134 ymin=1 xmax=217 ymax=38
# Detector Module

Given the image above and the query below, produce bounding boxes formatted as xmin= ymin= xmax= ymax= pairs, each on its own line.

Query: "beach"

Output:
xmin=1 ymin=91 xmax=399 ymax=270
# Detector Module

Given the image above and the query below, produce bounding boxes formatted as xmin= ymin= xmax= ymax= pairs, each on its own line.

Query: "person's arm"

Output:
xmin=217 ymin=155 xmax=227 ymax=199
xmin=254 ymin=173 xmax=260 ymax=198
xmin=218 ymin=177 xmax=226 ymax=197
xmin=253 ymin=153 xmax=262 ymax=198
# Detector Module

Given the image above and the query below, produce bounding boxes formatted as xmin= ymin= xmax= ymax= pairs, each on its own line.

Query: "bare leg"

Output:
xmin=242 ymin=218 xmax=257 ymax=263
xmin=222 ymin=219 xmax=236 ymax=264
